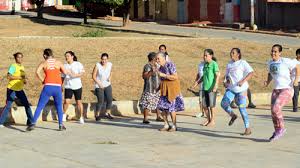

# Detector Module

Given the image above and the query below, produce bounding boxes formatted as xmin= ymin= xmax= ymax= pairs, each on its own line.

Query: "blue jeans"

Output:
xmin=33 ymin=85 xmax=63 ymax=126
xmin=221 ymin=90 xmax=249 ymax=128
xmin=0 ymin=89 xmax=33 ymax=125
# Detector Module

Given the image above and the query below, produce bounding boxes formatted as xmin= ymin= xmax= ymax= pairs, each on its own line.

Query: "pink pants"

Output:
xmin=271 ymin=88 xmax=293 ymax=130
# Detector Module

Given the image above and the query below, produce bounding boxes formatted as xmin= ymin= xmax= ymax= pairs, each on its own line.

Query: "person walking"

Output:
xmin=62 ymin=51 xmax=85 ymax=124
xmin=221 ymin=48 xmax=254 ymax=135
xmin=92 ymin=53 xmax=114 ymax=121
xmin=264 ymin=44 xmax=300 ymax=141
xmin=0 ymin=52 xmax=34 ymax=128
xmin=27 ymin=48 xmax=69 ymax=131
xmin=292 ymin=48 xmax=300 ymax=112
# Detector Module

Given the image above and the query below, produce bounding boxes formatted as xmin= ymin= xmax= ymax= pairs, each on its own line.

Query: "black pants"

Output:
xmin=95 ymin=85 xmax=113 ymax=112
xmin=293 ymin=83 xmax=300 ymax=111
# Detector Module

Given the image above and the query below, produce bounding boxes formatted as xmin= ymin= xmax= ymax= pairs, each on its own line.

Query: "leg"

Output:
xmin=221 ymin=90 xmax=238 ymax=126
xmin=74 ymin=88 xmax=84 ymax=123
xmin=271 ymin=89 xmax=293 ymax=131
xmin=95 ymin=88 xmax=104 ymax=120
xmin=236 ymin=92 xmax=251 ymax=135
xmin=53 ymin=86 xmax=64 ymax=127
xmin=0 ymin=89 xmax=16 ymax=125
xmin=206 ymin=92 xmax=217 ymax=126
xmin=247 ymin=89 xmax=256 ymax=108
xmin=104 ymin=85 xmax=114 ymax=119
xmin=63 ymin=99 xmax=71 ymax=119
xmin=201 ymin=91 xmax=210 ymax=126
xmin=143 ymin=108 xmax=150 ymax=123
xmin=31 ymin=87 xmax=51 ymax=127
xmin=292 ymin=85 xmax=299 ymax=112
xmin=16 ymin=90 xmax=34 ymax=125
xmin=63 ymin=88 xmax=73 ymax=118
xmin=159 ymin=111 xmax=170 ymax=131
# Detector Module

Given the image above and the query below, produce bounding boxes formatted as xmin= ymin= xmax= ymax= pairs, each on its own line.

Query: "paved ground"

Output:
xmin=10 ymin=11 xmax=300 ymax=46
xmin=1 ymin=105 xmax=299 ymax=168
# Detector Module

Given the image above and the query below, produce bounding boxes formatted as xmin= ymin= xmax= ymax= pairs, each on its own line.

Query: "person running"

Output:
xmin=292 ymin=48 xmax=300 ymax=112
xmin=264 ymin=44 xmax=300 ymax=141
xmin=201 ymin=49 xmax=220 ymax=127
xmin=221 ymin=48 xmax=254 ymax=135
xmin=27 ymin=48 xmax=69 ymax=131
xmin=191 ymin=57 xmax=205 ymax=118
xmin=92 ymin=53 xmax=114 ymax=121
xmin=0 ymin=52 xmax=34 ymax=128
xmin=156 ymin=52 xmax=184 ymax=132
xmin=159 ymin=44 xmax=170 ymax=62
xmin=139 ymin=52 xmax=163 ymax=124
xmin=62 ymin=51 xmax=85 ymax=124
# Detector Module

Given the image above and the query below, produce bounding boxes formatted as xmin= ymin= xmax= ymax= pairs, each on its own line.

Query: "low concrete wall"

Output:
xmin=1 ymin=93 xmax=272 ymax=124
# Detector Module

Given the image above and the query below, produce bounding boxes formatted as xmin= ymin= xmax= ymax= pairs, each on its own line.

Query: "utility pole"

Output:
xmin=250 ymin=0 xmax=255 ymax=27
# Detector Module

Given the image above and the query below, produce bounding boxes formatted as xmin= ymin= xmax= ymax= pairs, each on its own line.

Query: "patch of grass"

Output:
xmin=94 ymin=141 xmax=118 ymax=145
xmin=73 ymin=28 xmax=105 ymax=37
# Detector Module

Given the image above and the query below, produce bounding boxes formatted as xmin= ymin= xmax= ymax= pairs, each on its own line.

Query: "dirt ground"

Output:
xmin=0 ymin=18 xmax=299 ymax=106
xmin=0 ymin=37 xmax=298 ymax=106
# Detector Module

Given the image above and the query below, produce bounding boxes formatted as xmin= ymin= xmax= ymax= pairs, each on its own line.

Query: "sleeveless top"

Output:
xmin=44 ymin=58 xmax=62 ymax=86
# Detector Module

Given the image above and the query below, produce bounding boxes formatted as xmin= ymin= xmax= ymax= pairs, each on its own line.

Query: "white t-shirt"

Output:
xmin=63 ymin=61 xmax=84 ymax=90
xmin=268 ymin=57 xmax=297 ymax=89
xmin=198 ymin=62 xmax=205 ymax=91
xmin=291 ymin=58 xmax=300 ymax=82
xmin=225 ymin=60 xmax=254 ymax=93
xmin=95 ymin=62 xmax=112 ymax=88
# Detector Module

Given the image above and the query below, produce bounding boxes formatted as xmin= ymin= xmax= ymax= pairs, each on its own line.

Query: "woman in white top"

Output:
xmin=92 ymin=53 xmax=113 ymax=121
xmin=62 ymin=51 xmax=85 ymax=124
xmin=221 ymin=48 xmax=254 ymax=136
xmin=264 ymin=44 xmax=300 ymax=141
xmin=292 ymin=48 xmax=300 ymax=112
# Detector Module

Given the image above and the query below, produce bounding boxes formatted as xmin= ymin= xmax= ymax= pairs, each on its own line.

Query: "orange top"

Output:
xmin=43 ymin=59 xmax=62 ymax=86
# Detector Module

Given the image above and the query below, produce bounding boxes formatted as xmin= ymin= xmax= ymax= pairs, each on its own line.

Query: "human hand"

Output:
xmin=237 ymin=80 xmax=245 ymax=87
xmin=213 ymin=86 xmax=218 ymax=92
xmin=294 ymin=80 xmax=299 ymax=87
xmin=264 ymin=81 xmax=269 ymax=87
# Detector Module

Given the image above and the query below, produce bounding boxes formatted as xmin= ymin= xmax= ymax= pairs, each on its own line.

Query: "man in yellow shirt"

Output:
xmin=0 ymin=52 xmax=33 ymax=128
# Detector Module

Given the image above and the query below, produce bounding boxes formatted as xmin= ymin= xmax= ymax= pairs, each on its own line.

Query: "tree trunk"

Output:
xmin=83 ymin=0 xmax=88 ymax=24
xmin=111 ymin=8 xmax=115 ymax=17
xmin=122 ymin=0 xmax=132 ymax=27
xmin=36 ymin=0 xmax=45 ymax=19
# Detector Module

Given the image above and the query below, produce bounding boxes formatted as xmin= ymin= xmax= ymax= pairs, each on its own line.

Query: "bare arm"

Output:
xmin=238 ymin=72 xmax=254 ymax=86
xmin=294 ymin=64 xmax=300 ymax=86
xmin=213 ymin=71 xmax=221 ymax=92
xmin=92 ymin=64 xmax=104 ymax=88
xmin=191 ymin=73 xmax=200 ymax=89
xmin=36 ymin=62 xmax=45 ymax=83
xmin=264 ymin=73 xmax=273 ymax=87
xmin=158 ymin=72 xmax=178 ymax=81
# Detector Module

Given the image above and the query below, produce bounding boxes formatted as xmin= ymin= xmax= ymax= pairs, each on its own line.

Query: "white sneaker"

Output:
xmin=0 ymin=125 xmax=4 ymax=128
xmin=79 ymin=117 xmax=84 ymax=124
xmin=62 ymin=114 xmax=67 ymax=122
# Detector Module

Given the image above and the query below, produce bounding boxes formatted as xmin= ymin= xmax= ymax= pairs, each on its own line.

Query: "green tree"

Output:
xmin=102 ymin=0 xmax=124 ymax=17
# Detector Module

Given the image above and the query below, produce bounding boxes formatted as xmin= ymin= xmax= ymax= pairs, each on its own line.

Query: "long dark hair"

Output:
xmin=43 ymin=48 xmax=53 ymax=59
xmin=65 ymin=51 xmax=77 ymax=61
xmin=204 ymin=49 xmax=217 ymax=62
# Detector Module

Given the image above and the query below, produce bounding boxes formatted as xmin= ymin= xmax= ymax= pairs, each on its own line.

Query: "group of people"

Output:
xmin=0 ymin=44 xmax=300 ymax=142
xmin=0 ymin=49 xmax=114 ymax=131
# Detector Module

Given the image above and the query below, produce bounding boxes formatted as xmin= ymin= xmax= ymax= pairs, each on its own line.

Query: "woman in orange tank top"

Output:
xmin=27 ymin=48 xmax=69 ymax=131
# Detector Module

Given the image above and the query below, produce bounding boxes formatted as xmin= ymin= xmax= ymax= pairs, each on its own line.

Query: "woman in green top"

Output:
xmin=201 ymin=49 xmax=220 ymax=127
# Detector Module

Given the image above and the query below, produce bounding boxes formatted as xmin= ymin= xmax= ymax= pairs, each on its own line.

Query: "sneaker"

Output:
xmin=62 ymin=114 xmax=67 ymax=122
xmin=269 ymin=128 xmax=286 ymax=142
xmin=155 ymin=118 xmax=164 ymax=122
xmin=293 ymin=108 xmax=298 ymax=112
xmin=159 ymin=125 xmax=170 ymax=131
xmin=95 ymin=116 xmax=101 ymax=121
xmin=168 ymin=126 xmax=177 ymax=132
xmin=143 ymin=120 xmax=150 ymax=124
xmin=105 ymin=113 xmax=114 ymax=120
xmin=248 ymin=103 xmax=256 ymax=108
xmin=79 ymin=117 xmax=84 ymax=124
xmin=195 ymin=113 xmax=202 ymax=118
xmin=26 ymin=124 xmax=35 ymax=131
xmin=58 ymin=125 xmax=66 ymax=131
